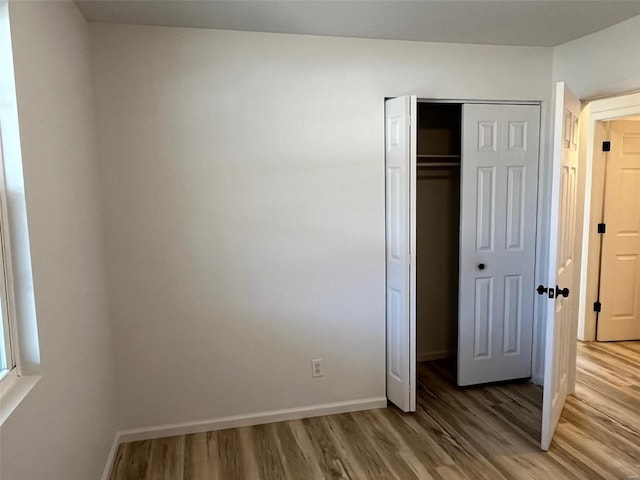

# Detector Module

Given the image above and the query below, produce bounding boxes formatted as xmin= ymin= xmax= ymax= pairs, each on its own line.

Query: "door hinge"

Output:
xmin=602 ymin=141 xmax=611 ymax=152
xmin=594 ymin=301 xmax=602 ymax=313
xmin=597 ymin=223 xmax=606 ymax=234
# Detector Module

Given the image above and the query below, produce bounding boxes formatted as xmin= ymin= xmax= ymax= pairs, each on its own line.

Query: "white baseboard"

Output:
xmin=418 ymin=350 xmax=453 ymax=362
xmin=101 ymin=396 xmax=387 ymax=477
xmin=101 ymin=431 xmax=122 ymax=480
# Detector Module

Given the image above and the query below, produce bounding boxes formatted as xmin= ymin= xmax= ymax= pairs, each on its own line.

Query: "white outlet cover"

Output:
xmin=312 ymin=359 xmax=323 ymax=377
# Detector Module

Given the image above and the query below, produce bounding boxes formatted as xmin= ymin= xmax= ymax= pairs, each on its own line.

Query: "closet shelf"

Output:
xmin=417 ymin=154 xmax=461 ymax=158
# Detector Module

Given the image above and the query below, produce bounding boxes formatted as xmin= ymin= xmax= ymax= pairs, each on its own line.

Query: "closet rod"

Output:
xmin=417 ymin=162 xmax=460 ymax=167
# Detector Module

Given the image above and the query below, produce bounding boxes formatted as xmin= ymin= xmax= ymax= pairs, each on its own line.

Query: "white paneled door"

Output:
xmin=541 ymin=82 xmax=581 ymax=451
xmin=597 ymin=120 xmax=640 ymax=341
xmin=385 ymin=96 xmax=417 ymax=412
xmin=458 ymin=104 xmax=540 ymax=386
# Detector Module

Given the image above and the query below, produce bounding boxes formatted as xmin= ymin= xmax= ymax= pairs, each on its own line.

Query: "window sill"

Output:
xmin=0 ymin=368 xmax=40 ymax=426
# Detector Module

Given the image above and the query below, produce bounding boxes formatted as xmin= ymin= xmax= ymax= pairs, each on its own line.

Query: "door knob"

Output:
xmin=478 ymin=263 xmax=486 ymax=270
xmin=537 ymin=284 xmax=555 ymax=298
xmin=537 ymin=284 xmax=569 ymax=299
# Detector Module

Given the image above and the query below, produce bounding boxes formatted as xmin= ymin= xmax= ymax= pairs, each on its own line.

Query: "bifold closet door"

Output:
xmin=384 ymin=96 xmax=417 ymax=412
xmin=458 ymin=104 xmax=540 ymax=387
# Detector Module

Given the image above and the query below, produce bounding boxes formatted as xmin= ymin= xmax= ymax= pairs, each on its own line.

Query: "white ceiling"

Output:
xmin=75 ymin=0 xmax=640 ymax=47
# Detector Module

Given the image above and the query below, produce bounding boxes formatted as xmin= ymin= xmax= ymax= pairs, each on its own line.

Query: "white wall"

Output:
xmin=553 ymin=14 xmax=640 ymax=99
xmin=0 ymin=2 xmax=118 ymax=479
xmin=89 ymin=23 xmax=553 ymax=429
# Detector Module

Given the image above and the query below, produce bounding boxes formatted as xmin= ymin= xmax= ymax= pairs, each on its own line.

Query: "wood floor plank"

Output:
xmin=620 ymin=341 xmax=640 ymax=355
xmin=338 ymin=412 xmax=420 ymax=480
xmin=272 ymin=421 xmax=324 ymax=480
xmin=183 ymin=432 xmax=219 ymax=480
xmin=557 ymin=422 xmax=636 ymax=479
xmin=236 ymin=427 xmax=262 ymax=479
xmin=379 ymin=407 xmax=455 ymax=468
xmin=433 ymin=464 xmax=474 ymax=480
xmin=287 ymin=419 xmax=326 ymax=479
xmin=110 ymin=341 xmax=640 ymax=480
xmin=147 ymin=436 xmax=184 ymax=480
xmin=108 ymin=443 xmax=129 ymax=480
xmin=112 ymin=440 xmax=153 ymax=480
xmin=409 ymin=399 xmax=510 ymax=480
xmin=415 ymin=367 xmax=533 ymax=479
xmin=561 ymin=399 xmax=640 ymax=465
xmin=551 ymin=428 xmax=622 ymax=480
xmin=216 ymin=428 xmax=246 ymax=480
xmin=326 ymin=411 xmax=405 ymax=480
xmin=302 ymin=416 xmax=359 ymax=480
xmin=357 ymin=409 xmax=434 ymax=480
xmin=250 ymin=423 xmax=287 ymax=480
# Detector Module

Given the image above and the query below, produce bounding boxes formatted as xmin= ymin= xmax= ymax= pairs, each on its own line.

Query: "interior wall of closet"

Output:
xmin=416 ymin=103 xmax=462 ymax=362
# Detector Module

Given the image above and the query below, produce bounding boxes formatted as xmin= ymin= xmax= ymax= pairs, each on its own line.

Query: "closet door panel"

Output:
xmin=458 ymin=104 xmax=540 ymax=387
xmin=476 ymin=167 xmax=496 ymax=252
xmin=473 ymin=277 xmax=493 ymax=359
xmin=478 ymin=121 xmax=498 ymax=151
xmin=506 ymin=166 xmax=526 ymax=251
xmin=503 ymin=274 xmax=523 ymax=355
xmin=508 ymin=121 xmax=528 ymax=151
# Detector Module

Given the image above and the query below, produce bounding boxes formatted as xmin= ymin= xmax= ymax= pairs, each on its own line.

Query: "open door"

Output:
xmin=385 ymin=95 xmax=417 ymax=412
xmin=596 ymin=120 xmax=640 ymax=341
xmin=541 ymin=82 xmax=581 ymax=451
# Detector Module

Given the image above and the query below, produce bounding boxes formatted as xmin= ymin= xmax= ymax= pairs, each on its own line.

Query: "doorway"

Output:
xmin=591 ymin=119 xmax=640 ymax=340
xmin=577 ymin=92 xmax=640 ymax=343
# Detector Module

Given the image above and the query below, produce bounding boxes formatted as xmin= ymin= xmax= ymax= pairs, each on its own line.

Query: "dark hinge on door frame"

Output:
xmin=595 ymin=136 xmax=611 ymax=338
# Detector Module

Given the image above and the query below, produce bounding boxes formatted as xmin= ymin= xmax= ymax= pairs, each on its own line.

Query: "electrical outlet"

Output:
xmin=311 ymin=359 xmax=323 ymax=378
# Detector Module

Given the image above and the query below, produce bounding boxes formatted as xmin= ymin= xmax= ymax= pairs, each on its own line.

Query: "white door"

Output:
xmin=385 ymin=96 xmax=417 ymax=412
xmin=458 ymin=104 xmax=540 ymax=386
xmin=597 ymin=120 xmax=640 ymax=341
xmin=541 ymin=82 xmax=581 ymax=451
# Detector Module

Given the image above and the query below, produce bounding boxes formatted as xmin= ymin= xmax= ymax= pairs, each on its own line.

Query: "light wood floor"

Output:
xmin=109 ymin=342 xmax=640 ymax=479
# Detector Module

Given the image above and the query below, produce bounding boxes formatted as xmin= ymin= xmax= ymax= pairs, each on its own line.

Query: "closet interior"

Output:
xmin=416 ymin=102 xmax=461 ymax=372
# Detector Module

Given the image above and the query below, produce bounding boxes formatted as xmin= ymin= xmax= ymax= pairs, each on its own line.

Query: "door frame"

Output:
xmin=576 ymin=92 xmax=640 ymax=341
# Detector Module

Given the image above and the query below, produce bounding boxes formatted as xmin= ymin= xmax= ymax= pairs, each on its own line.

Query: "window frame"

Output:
xmin=0 ymin=0 xmax=41 ymax=425
xmin=0 ymin=127 xmax=18 ymax=383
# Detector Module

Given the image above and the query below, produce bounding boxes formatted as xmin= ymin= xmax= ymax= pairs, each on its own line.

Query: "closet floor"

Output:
xmin=109 ymin=342 xmax=640 ymax=479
